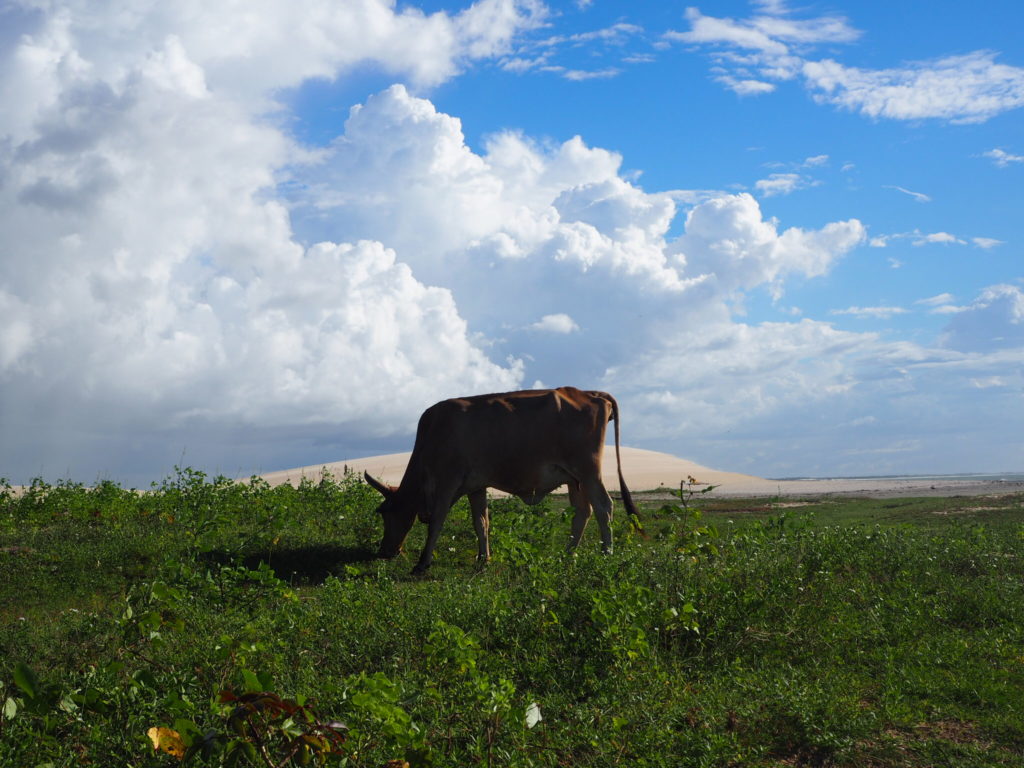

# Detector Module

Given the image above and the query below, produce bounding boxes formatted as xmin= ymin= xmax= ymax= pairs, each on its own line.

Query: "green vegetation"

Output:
xmin=2 ymin=470 xmax=1023 ymax=767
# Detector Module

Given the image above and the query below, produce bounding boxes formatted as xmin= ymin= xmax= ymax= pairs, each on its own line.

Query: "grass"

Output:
xmin=1 ymin=470 xmax=1023 ymax=766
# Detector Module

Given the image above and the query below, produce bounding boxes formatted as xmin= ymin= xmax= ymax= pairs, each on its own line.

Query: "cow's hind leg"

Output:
xmin=468 ymin=489 xmax=490 ymax=566
xmin=566 ymin=481 xmax=592 ymax=551
xmin=583 ymin=476 xmax=614 ymax=554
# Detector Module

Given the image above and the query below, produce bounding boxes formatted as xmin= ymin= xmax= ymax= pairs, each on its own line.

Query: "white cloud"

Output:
xmin=885 ymin=185 xmax=932 ymax=203
xmin=831 ymin=306 xmax=908 ymax=320
xmin=803 ymin=154 xmax=829 ymax=167
xmin=529 ymin=313 xmax=580 ymax=333
xmin=667 ymin=7 xmax=859 ymax=53
xmin=555 ymin=22 xmax=645 ymax=45
xmin=972 ymin=237 xmax=1004 ymax=249
xmin=1 ymin=1 xmax=876 ymax=484
xmin=604 ymin=319 xmax=879 ymax=438
xmin=872 ymin=229 xmax=975 ymax=248
xmin=717 ymin=76 xmax=777 ymax=95
xmin=982 ymin=148 xmax=1024 ymax=167
xmin=755 ymin=172 xmax=816 ymax=196
xmin=669 ymin=9 xmax=1024 ymax=124
xmin=506 ymin=19 xmax=646 ymax=80
xmin=911 ymin=232 xmax=964 ymax=246
xmin=802 ymin=52 xmax=1024 ymax=123
xmin=670 ymin=193 xmax=864 ymax=297
xmin=14 ymin=0 xmax=1019 ymax=485
xmin=916 ymin=293 xmax=956 ymax=307
xmin=604 ymin=283 xmax=1024 ymax=477
xmin=941 ymin=284 xmax=1024 ymax=352
xmin=847 ymin=415 xmax=877 ymax=427
xmin=751 ymin=15 xmax=861 ymax=46
xmin=0 ymin=1 xmax=546 ymax=481
xmin=971 ymin=376 xmax=1006 ymax=389
xmin=751 ymin=0 xmax=792 ymax=15
xmin=560 ymin=66 xmax=622 ymax=81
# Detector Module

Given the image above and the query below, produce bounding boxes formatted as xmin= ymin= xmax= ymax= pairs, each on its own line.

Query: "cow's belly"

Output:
xmin=476 ymin=463 xmax=575 ymax=505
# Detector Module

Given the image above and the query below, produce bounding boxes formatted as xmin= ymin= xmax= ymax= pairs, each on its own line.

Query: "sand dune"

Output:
xmin=259 ymin=446 xmax=765 ymax=494
xmin=258 ymin=446 xmax=1024 ymax=499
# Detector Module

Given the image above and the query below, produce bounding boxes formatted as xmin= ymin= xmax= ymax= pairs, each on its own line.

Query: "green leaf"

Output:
xmin=257 ymin=670 xmax=275 ymax=691
xmin=241 ymin=669 xmax=262 ymax=693
xmin=13 ymin=663 xmax=39 ymax=699
xmin=4 ymin=696 xmax=17 ymax=720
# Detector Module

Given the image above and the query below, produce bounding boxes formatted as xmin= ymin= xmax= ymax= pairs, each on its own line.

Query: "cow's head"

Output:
xmin=364 ymin=472 xmax=416 ymax=559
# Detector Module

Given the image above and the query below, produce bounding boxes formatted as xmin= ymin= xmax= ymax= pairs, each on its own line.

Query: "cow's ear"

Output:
xmin=364 ymin=471 xmax=396 ymax=497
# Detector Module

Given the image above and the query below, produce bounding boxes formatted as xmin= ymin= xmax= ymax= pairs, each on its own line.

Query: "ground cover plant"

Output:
xmin=1 ymin=469 xmax=1023 ymax=767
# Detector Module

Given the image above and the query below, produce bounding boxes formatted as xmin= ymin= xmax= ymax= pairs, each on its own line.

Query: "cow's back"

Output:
xmin=411 ymin=387 xmax=612 ymax=495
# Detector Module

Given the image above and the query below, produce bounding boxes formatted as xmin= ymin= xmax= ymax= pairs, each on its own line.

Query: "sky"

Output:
xmin=1 ymin=0 xmax=1022 ymax=486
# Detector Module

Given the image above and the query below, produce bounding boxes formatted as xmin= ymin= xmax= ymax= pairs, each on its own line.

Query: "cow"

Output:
xmin=364 ymin=386 xmax=641 ymax=574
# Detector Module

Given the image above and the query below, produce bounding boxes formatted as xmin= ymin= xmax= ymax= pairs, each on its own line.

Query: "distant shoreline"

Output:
xmin=690 ymin=475 xmax=1024 ymax=499
xmin=768 ymin=472 xmax=1024 ymax=483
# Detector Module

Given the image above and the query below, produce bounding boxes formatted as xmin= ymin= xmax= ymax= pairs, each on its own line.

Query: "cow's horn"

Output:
xmin=364 ymin=471 xmax=395 ymax=497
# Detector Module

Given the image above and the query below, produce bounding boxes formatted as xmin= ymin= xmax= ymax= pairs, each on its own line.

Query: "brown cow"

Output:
xmin=364 ymin=386 xmax=640 ymax=573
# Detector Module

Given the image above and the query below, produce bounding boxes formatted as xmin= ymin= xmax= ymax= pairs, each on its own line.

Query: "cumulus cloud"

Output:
xmin=941 ymin=285 xmax=1024 ymax=352
xmin=24 ymin=1 xmax=1014 ymax=484
xmin=0 ymin=1 xmax=545 ymax=481
xmin=291 ymin=85 xmax=868 ymax=394
xmin=1 ymin=15 xmax=872 ymax=484
xmin=670 ymin=193 xmax=865 ymax=296
xmin=603 ymin=285 xmax=1024 ymax=477
xmin=529 ymin=314 xmax=580 ymax=333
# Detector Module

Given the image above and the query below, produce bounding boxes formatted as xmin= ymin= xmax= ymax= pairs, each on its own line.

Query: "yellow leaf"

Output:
xmin=147 ymin=726 xmax=186 ymax=759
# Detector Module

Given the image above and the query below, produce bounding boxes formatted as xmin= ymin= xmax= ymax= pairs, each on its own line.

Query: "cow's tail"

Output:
xmin=609 ymin=395 xmax=645 ymax=536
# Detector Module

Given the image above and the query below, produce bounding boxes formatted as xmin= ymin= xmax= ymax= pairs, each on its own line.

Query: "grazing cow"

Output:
xmin=364 ymin=386 xmax=640 ymax=574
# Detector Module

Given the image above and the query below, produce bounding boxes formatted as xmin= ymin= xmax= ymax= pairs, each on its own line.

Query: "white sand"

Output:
xmin=258 ymin=446 xmax=1024 ymax=499
xmin=258 ymin=446 xmax=760 ymax=492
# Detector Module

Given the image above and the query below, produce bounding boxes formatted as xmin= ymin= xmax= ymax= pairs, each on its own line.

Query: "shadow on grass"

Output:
xmin=203 ymin=544 xmax=378 ymax=585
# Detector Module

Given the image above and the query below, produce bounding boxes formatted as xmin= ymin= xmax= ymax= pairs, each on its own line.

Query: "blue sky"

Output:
xmin=1 ymin=0 xmax=1022 ymax=485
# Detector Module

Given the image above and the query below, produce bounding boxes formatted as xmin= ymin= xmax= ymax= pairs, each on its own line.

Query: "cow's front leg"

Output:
xmin=412 ymin=500 xmax=452 ymax=575
xmin=468 ymin=489 xmax=490 ymax=567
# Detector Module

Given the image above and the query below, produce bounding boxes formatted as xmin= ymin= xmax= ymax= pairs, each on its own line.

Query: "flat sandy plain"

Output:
xmin=260 ymin=446 xmax=1024 ymax=499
